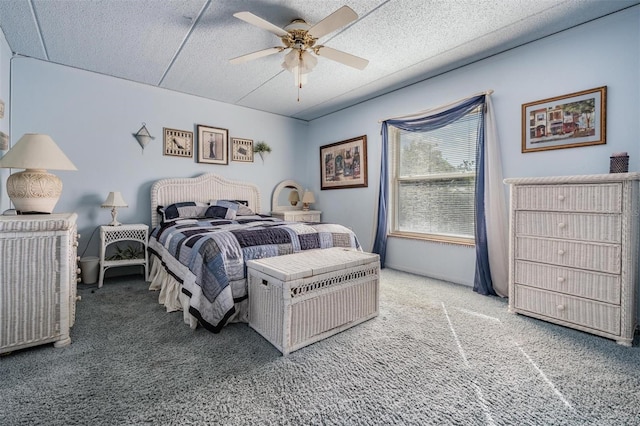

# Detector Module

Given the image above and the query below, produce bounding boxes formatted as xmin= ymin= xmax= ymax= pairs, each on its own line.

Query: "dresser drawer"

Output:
xmin=514 ymin=183 xmax=622 ymax=213
xmin=514 ymin=260 xmax=620 ymax=304
xmin=515 ymin=236 xmax=621 ymax=274
xmin=288 ymin=212 xmax=320 ymax=222
xmin=513 ymin=285 xmax=621 ymax=335
xmin=514 ymin=211 xmax=621 ymax=243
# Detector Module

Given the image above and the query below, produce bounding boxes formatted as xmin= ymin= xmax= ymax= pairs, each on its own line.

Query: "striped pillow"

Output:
xmin=160 ymin=202 xmax=208 ymax=223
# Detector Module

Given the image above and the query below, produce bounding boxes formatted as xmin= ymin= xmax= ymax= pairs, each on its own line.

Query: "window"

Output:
xmin=389 ymin=107 xmax=482 ymax=245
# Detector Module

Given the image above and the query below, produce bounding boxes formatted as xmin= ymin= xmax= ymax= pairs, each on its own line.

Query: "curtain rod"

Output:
xmin=378 ymin=89 xmax=494 ymax=123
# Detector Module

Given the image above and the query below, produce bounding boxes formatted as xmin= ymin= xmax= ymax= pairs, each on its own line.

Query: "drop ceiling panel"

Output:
xmin=0 ymin=1 xmax=45 ymax=59
xmin=32 ymin=0 xmax=207 ymax=85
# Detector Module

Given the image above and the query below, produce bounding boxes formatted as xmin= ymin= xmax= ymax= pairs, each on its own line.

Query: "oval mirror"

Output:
xmin=271 ymin=180 xmax=304 ymax=212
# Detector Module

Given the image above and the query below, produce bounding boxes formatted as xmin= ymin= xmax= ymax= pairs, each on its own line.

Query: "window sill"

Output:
xmin=388 ymin=231 xmax=475 ymax=247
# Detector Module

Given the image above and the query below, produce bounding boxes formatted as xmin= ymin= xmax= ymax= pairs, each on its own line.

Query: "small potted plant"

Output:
xmin=107 ymin=244 xmax=144 ymax=260
xmin=253 ymin=141 xmax=272 ymax=163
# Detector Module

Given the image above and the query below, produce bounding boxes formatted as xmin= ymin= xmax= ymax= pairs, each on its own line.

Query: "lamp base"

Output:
xmin=6 ymin=169 xmax=62 ymax=214
xmin=107 ymin=207 xmax=122 ymax=226
xmin=302 ymin=203 xmax=310 ymax=211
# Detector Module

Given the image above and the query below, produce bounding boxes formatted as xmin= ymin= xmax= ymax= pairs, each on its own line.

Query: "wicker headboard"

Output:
xmin=150 ymin=173 xmax=261 ymax=229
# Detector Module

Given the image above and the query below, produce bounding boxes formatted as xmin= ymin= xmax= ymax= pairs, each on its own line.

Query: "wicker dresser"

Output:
xmin=0 ymin=213 xmax=79 ymax=354
xmin=505 ymin=173 xmax=640 ymax=346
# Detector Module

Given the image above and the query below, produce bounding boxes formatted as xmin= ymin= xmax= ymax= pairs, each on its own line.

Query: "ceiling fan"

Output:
xmin=230 ymin=5 xmax=369 ymax=90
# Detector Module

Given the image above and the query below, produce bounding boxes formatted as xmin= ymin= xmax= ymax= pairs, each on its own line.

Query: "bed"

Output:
xmin=147 ymin=173 xmax=361 ymax=332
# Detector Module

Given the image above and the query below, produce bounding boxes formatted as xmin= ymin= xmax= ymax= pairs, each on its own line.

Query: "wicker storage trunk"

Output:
xmin=247 ymin=248 xmax=380 ymax=355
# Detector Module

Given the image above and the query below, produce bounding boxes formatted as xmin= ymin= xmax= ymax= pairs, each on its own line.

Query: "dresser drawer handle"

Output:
xmin=558 ymin=222 xmax=566 ymax=229
xmin=557 ymin=304 xmax=566 ymax=311
xmin=557 ymin=277 xmax=565 ymax=283
xmin=558 ymin=249 xmax=565 ymax=256
xmin=558 ymin=195 xmax=565 ymax=201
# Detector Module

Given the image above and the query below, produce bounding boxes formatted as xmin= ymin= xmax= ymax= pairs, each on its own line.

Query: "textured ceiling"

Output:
xmin=0 ymin=0 xmax=637 ymax=121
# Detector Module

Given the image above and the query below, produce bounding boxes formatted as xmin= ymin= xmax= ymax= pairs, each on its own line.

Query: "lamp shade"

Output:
xmin=302 ymin=189 xmax=315 ymax=211
xmin=101 ymin=191 xmax=128 ymax=208
xmin=0 ymin=133 xmax=77 ymax=170
xmin=288 ymin=189 xmax=300 ymax=205
xmin=302 ymin=190 xmax=315 ymax=204
xmin=0 ymin=133 xmax=77 ymax=213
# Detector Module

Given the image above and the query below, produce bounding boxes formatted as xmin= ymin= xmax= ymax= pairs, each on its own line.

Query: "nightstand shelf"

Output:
xmin=270 ymin=210 xmax=321 ymax=222
xmin=99 ymin=224 xmax=149 ymax=288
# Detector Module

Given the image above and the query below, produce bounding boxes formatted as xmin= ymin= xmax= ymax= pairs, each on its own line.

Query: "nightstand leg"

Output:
xmin=98 ymin=266 xmax=105 ymax=289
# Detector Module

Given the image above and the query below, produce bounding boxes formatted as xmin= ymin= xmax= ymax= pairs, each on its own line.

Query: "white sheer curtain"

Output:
xmin=483 ymin=94 xmax=508 ymax=297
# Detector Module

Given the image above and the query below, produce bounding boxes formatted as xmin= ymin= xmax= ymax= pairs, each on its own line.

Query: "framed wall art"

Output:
xmin=522 ymin=86 xmax=606 ymax=153
xmin=231 ymin=137 xmax=254 ymax=162
xmin=163 ymin=127 xmax=193 ymax=158
xmin=197 ymin=124 xmax=228 ymax=165
xmin=320 ymin=135 xmax=367 ymax=190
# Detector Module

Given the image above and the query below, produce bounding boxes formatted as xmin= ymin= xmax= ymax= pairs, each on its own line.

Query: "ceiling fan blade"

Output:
xmin=230 ymin=47 xmax=284 ymax=64
xmin=315 ymin=46 xmax=369 ymax=70
xmin=233 ymin=11 xmax=289 ymax=37
xmin=308 ymin=6 xmax=358 ymax=39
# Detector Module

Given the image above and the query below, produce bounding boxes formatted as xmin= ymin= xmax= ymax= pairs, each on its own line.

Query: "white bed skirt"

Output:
xmin=148 ymin=255 xmax=249 ymax=329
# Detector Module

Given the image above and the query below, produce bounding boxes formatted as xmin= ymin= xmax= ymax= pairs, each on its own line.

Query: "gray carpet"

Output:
xmin=1 ymin=269 xmax=639 ymax=425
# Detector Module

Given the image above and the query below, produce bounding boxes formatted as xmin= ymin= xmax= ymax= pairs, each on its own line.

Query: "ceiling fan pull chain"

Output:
xmin=297 ymin=61 xmax=302 ymax=102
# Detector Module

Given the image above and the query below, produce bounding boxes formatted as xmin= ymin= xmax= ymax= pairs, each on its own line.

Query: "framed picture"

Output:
xmin=197 ymin=125 xmax=228 ymax=165
xmin=522 ymin=86 xmax=606 ymax=153
xmin=231 ymin=138 xmax=254 ymax=162
xmin=320 ymin=135 xmax=368 ymax=190
xmin=163 ymin=128 xmax=193 ymax=158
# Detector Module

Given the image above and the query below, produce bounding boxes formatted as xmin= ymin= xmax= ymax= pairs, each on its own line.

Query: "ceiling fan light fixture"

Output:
xmin=232 ymin=6 xmax=367 ymax=94
xmin=282 ymin=49 xmax=300 ymax=69
xmin=282 ymin=50 xmax=317 ymax=72
xmin=282 ymin=48 xmax=317 ymax=88
xmin=300 ymin=50 xmax=318 ymax=70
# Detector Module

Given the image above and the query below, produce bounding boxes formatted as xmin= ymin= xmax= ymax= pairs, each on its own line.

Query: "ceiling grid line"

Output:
xmin=28 ymin=0 xmax=48 ymax=61
xmin=157 ymin=0 xmax=211 ymax=86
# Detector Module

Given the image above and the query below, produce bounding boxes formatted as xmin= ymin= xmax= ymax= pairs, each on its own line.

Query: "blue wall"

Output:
xmin=306 ymin=7 xmax=640 ymax=285
xmin=7 ymin=58 xmax=309 ymax=256
xmin=2 ymin=6 xmax=639 ymax=286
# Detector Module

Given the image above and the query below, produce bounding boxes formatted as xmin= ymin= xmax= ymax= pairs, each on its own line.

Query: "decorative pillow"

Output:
xmin=209 ymin=199 xmax=255 ymax=216
xmin=204 ymin=204 xmax=237 ymax=220
xmin=159 ymin=202 xmax=208 ymax=223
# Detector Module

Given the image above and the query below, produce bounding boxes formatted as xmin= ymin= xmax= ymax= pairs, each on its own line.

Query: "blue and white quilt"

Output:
xmin=148 ymin=215 xmax=361 ymax=332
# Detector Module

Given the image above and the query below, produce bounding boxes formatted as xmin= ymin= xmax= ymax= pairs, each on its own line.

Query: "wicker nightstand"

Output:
xmin=99 ymin=224 xmax=149 ymax=288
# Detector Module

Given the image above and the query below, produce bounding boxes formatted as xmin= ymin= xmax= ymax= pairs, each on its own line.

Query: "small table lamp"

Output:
xmin=102 ymin=191 xmax=128 ymax=226
xmin=0 ymin=133 xmax=77 ymax=213
xmin=302 ymin=189 xmax=315 ymax=211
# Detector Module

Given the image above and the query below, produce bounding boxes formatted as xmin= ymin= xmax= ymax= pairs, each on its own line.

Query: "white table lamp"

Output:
xmin=302 ymin=190 xmax=315 ymax=211
xmin=0 ymin=133 xmax=77 ymax=213
xmin=102 ymin=191 xmax=128 ymax=226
